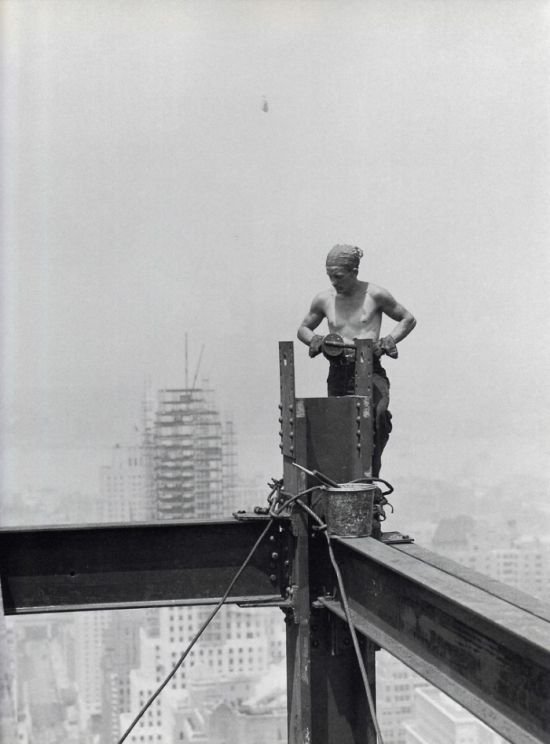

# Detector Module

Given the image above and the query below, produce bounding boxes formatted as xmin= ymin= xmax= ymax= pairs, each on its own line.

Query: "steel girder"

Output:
xmin=320 ymin=536 xmax=550 ymax=744
xmin=0 ymin=519 xmax=289 ymax=614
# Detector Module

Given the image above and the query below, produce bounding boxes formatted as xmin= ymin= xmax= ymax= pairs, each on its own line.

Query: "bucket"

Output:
xmin=321 ymin=483 xmax=377 ymax=537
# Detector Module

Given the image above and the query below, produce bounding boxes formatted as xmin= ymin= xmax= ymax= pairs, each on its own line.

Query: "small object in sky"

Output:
xmin=262 ymin=96 xmax=269 ymax=113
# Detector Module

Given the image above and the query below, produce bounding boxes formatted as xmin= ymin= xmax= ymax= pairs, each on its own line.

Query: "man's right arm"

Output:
xmin=297 ymin=295 xmax=326 ymax=356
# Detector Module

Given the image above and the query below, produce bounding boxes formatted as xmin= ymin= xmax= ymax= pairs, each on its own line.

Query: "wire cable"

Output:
xmin=117 ymin=518 xmax=274 ymax=744
xmin=294 ymin=497 xmax=386 ymax=744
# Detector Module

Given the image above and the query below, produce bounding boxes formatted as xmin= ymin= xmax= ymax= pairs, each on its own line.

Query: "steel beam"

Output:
xmin=320 ymin=536 xmax=550 ymax=744
xmin=0 ymin=519 xmax=289 ymax=614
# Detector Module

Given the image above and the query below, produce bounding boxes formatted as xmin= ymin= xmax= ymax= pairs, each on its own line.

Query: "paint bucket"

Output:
xmin=321 ymin=483 xmax=377 ymax=537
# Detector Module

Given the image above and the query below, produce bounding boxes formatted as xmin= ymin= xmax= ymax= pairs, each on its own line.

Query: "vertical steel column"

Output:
xmin=310 ymin=612 xmax=378 ymax=744
xmin=282 ymin=341 xmax=378 ymax=744
xmin=280 ymin=342 xmax=312 ymax=744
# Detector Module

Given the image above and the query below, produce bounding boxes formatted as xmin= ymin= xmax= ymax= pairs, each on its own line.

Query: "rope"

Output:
xmin=117 ymin=518 xmax=274 ymax=744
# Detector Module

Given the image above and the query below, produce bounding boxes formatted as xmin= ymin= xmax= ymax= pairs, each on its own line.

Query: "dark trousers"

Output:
xmin=327 ymin=358 xmax=392 ymax=477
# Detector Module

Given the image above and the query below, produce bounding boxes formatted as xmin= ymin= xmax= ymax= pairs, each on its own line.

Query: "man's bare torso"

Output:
xmin=318 ymin=280 xmax=383 ymax=344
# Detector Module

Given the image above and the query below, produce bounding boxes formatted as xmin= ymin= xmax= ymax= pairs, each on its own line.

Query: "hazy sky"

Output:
xmin=2 ymin=0 xmax=550 ymax=505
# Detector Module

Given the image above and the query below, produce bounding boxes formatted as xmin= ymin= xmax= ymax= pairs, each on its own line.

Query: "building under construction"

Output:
xmin=149 ymin=387 xmax=235 ymax=521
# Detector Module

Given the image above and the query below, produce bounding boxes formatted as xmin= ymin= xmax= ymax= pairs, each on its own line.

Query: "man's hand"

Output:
xmin=309 ymin=334 xmax=325 ymax=358
xmin=373 ymin=335 xmax=398 ymax=359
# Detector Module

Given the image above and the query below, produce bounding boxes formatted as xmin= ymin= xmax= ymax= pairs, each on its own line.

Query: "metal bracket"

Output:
xmin=279 ymin=342 xmax=296 ymax=458
xmin=232 ymin=511 xmax=293 ymax=601
xmin=380 ymin=531 xmax=414 ymax=545
xmin=329 ymin=611 xmax=355 ymax=656
xmin=232 ymin=510 xmax=272 ymax=522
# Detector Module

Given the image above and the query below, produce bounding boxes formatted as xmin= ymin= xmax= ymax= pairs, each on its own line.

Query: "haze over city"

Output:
xmin=3 ymin=0 xmax=549 ymax=512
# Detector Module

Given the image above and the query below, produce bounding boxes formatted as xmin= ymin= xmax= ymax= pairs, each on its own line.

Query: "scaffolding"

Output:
xmin=152 ymin=388 xmax=226 ymax=520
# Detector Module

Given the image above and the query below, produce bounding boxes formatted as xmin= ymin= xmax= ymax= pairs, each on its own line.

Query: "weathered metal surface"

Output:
xmin=353 ymin=338 xmax=373 ymax=401
xmin=302 ymin=397 xmax=372 ymax=483
xmin=279 ymin=341 xmax=296 ymax=458
xmin=309 ymin=608 xmax=377 ymax=744
xmin=324 ymin=536 xmax=550 ymax=744
xmin=393 ymin=542 xmax=550 ymax=623
xmin=318 ymin=484 xmax=375 ymax=537
xmin=0 ymin=519 xmax=288 ymax=614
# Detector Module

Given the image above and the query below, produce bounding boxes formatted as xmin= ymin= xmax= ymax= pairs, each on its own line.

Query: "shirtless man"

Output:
xmin=297 ymin=244 xmax=416 ymax=475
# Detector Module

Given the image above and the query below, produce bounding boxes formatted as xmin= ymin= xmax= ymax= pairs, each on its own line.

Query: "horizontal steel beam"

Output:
xmin=0 ymin=519 xmax=289 ymax=614
xmin=321 ymin=537 xmax=550 ymax=744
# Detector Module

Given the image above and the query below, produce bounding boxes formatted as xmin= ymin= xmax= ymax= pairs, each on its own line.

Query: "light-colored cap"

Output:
xmin=326 ymin=244 xmax=363 ymax=270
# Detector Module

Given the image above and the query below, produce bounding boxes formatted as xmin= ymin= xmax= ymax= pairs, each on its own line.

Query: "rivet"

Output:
xmin=269 ymin=574 xmax=277 ymax=583
xmin=271 ymin=552 xmax=279 ymax=560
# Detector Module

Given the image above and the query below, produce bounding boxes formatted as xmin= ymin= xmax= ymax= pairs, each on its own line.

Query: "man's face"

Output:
xmin=326 ymin=265 xmax=357 ymax=294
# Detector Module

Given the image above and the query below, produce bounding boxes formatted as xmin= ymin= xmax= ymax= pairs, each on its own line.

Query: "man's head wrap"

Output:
xmin=326 ymin=244 xmax=363 ymax=271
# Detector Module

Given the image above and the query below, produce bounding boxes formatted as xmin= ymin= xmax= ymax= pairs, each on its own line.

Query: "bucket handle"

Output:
xmin=351 ymin=476 xmax=394 ymax=497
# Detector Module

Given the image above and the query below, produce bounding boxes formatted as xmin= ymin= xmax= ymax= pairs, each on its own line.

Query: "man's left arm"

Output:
xmin=373 ymin=287 xmax=416 ymax=357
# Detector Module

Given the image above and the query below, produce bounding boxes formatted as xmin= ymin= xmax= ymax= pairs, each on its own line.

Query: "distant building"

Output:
xmin=455 ymin=543 xmax=550 ymax=601
xmin=14 ymin=616 xmax=81 ymax=743
xmin=74 ymin=612 xmax=112 ymax=725
xmin=121 ymin=605 xmax=285 ymax=742
xmin=208 ymin=659 xmax=286 ymax=744
xmin=151 ymin=388 xmax=232 ymax=520
xmin=0 ymin=609 xmax=17 ymax=743
xmin=100 ymin=444 xmax=150 ymax=523
xmin=377 ymin=651 xmax=428 ymax=744
xmin=101 ymin=610 xmax=146 ymax=743
xmin=431 ymin=517 xmax=550 ymax=602
xmin=403 ymin=686 xmax=507 ymax=744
